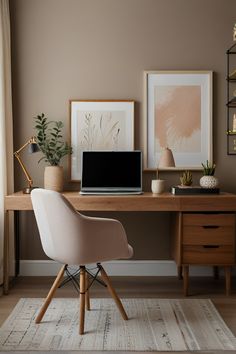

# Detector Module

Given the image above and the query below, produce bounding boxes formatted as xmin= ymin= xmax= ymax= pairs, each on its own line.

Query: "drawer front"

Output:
xmin=183 ymin=225 xmax=234 ymax=245
xmin=183 ymin=213 xmax=235 ymax=246
xmin=183 ymin=245 xmax=235 ymax=264
xmin=183 ymin=213 xmax=235 ymax=227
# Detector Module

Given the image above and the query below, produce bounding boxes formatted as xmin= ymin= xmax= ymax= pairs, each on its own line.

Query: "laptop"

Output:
xmin=80 ymin=151 xmax=142 ymax=195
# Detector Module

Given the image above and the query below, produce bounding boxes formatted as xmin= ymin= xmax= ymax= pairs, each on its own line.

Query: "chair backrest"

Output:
xmin=31 ymin=189 xmax=85 ymax=263
xmin=31 ymin=188 xmax=132 ymax=265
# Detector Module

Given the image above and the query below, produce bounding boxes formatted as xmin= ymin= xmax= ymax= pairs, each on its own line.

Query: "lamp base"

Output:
xmin=23 ymin=186 xmax=38 ymax=194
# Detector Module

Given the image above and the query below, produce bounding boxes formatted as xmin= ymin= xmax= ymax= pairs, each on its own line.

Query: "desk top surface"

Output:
xmin=5 ymin=191 xmax=236 ymax=212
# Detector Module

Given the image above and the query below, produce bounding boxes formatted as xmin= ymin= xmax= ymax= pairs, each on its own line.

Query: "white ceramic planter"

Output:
xmin=199 ymin=176 xmax=219 ymax=189
xmin=44 ymin=166 xmax=64 ymax=192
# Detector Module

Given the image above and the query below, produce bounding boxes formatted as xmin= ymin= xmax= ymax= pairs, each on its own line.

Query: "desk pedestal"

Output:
xmin=171 ymin=212 xmax=236 ymax=296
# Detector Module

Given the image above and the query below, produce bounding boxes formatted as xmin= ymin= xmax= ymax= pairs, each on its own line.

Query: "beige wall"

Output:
xmin=10 ymin=0 xmax=236 ymax=260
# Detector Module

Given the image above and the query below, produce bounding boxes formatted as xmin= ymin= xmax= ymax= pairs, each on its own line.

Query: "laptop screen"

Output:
xmin=81 ymin=151 xmax=142 ymax=192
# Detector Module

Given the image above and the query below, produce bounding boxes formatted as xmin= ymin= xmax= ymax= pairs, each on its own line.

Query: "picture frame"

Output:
xmin=144 ymin=71 xmax=213 ymax=170
xmin=69 ymin=100 xmax=135 ymax=181
xmin=228 ymin=134 xmax=236 ymax=154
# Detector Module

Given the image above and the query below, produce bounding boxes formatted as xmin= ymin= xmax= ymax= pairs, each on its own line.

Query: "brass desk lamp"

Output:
xmin=14 ymin=136 xmax=40 ymax=194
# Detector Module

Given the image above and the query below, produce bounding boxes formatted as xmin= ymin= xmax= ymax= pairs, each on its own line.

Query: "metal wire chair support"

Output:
xmin=58 ymin=264 xmax=107 ymax=294
xmin=59 ymin=267 xmax=80 ymax=288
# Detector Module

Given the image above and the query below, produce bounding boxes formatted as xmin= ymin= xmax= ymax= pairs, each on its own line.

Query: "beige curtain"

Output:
xmin=0 ymin=0 xmax=14 ymax=286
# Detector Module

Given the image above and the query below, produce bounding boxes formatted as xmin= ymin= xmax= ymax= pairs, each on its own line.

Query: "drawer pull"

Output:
xmin=202 ymin=225 xmax=219 ymax=229
xmin=203 ymin=245 xmax=220 ymax=249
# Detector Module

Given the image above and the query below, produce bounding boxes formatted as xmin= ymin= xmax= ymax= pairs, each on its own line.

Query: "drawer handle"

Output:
xmin=203 ymin=245 xmax=220 ymax=249
xmin=202 ymin=225 xmax=219 ymax=229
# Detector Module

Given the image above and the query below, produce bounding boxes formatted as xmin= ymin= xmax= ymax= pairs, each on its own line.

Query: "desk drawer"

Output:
xmin=183 ymin=213 xmax=235 ymax=227
xmin=183 ymin=225 xmax=234 ymax=245
xmin=183 ymin=245 xmax=235 ymax=264
xmin=182 ymin=213 xmax=235 ymax=246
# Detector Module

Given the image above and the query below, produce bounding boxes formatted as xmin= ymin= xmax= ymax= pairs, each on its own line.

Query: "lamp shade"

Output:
xmin=158 ymin=147 xmax=175 ymax=168
xmin=28 ymin=142 xmax=40 ymax=154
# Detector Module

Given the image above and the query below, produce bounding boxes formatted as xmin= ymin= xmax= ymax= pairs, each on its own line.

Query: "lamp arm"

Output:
xmin=15 ymin=137 xmax=36 ymax=155
xmin=14 ymin=136 xmax=37 ymax=189
xmin=14 ymin=152 xmax=33 ymax=188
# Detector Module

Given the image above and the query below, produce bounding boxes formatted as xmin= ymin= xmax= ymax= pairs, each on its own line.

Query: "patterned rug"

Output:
xmin=0 ymin=298 xmax=236 ymax=351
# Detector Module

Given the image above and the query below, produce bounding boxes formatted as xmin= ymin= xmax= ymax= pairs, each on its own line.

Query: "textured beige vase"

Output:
xmin=199 ymin=175 xmax=219 ymax=189
xmin=44 ymin=166 xmax=64 ymax=192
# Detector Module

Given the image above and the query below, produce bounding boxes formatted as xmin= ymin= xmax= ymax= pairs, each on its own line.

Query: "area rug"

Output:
xmin=0 ymin=298 xmax=236 ymax=351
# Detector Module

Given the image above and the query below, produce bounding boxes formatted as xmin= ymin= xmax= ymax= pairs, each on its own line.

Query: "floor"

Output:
xmin=1 ymin=275 xmax=236 ymax=354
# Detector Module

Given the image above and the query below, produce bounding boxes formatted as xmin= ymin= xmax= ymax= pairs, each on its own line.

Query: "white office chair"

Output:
xmin=31 ymin=188 xmax=133 ymax=334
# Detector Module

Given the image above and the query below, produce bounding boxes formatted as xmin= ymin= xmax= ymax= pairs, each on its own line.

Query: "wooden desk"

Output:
xmin=4 ymin=191 xmax=236 ymax=295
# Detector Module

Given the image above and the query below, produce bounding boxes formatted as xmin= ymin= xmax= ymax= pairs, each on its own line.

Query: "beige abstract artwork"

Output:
xmin=77 ymin=110 xmax=126 ymax=151
xmin=154 ymin=86 xmax=201 ymax=153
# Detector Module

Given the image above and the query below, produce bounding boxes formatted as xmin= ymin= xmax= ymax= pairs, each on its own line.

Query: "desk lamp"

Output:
xmin=14 ymin=136 xmax=40 ymax=194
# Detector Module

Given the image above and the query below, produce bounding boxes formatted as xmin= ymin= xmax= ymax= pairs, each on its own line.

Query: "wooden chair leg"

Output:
xmin=35 ymin=264 xmax=66 ymax=324
xmin=99 ymin=265 xmax=128 ymax=320
xmin=79 ymin=266 xmax=86 ymax=335
xmin=85 ymin=271 xmax=90 ymax=311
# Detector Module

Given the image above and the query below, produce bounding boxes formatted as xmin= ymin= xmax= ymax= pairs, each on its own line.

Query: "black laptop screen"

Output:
xmin=81 ymin=151 xmax=142 ymax=190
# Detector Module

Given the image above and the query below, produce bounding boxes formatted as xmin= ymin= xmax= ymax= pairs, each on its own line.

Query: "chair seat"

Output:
xmin=74 ymin=244 xmax=133 ymax=266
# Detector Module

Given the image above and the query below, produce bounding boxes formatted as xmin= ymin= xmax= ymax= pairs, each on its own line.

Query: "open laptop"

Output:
xmin=80 ymin=151 xmax=142 ymax=195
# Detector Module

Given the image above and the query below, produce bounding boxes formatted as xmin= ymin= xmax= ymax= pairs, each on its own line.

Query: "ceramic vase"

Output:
xmin=151 ymin=179 xmax=165 ymax=194
xmin=44 ymin=166 xmax=64 ymax=192
xmin=200 ymin=176 xmax=218 ymax=189
xmin=158 ymin=147 xmax=175 ymax=168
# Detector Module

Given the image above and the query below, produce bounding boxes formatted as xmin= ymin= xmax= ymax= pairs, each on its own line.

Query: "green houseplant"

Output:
xmin=200 ymin=160 xmax=218 ymax=189
xmin=201 ymin=160 xmax=216 ymax=176
xmin=34 ymin=113 xmax=72 ymax=192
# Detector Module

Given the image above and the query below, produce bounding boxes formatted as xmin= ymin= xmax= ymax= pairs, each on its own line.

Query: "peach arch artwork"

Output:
xmin=154 ymin=85 xmax=201 ymax=153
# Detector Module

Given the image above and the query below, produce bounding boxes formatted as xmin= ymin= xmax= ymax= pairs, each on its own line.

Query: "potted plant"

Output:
xmin=34 ymin=113 xmax=72 ymax=192
xmin=200 ymin=160 xmax=218 ymax=189
xmin=179 ymin=170 xmax=193 ymax=187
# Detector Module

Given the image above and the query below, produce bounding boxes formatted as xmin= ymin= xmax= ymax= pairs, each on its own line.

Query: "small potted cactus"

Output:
xmin=179 ymin=170 xmax=193 ymax=187
xmin=200 ymin=160 xmax=218 ymax=188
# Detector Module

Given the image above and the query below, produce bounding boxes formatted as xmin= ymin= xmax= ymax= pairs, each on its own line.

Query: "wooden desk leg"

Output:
xmin=14 ymin=210 xmax=20 ymax=277
xmin=183 ymin=265 xmax=189 ymax=296
xmin=177 ymin=266 xmax=183 ymax=280
xmin=3 ymin=210 xmax=10 ymax=295
xmin=213 ymin=266 xmax=219 ymax=280
xmin=225 ymin=266 xmax=231 ymax=296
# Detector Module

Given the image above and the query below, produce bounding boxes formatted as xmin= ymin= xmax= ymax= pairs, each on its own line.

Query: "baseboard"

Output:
xmin=19 ymin=260 xmax=223 ymax=277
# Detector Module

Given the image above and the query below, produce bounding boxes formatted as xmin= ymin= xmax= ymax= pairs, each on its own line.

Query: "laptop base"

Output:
xmin=80 ymin=191 xmax=143 ymax=195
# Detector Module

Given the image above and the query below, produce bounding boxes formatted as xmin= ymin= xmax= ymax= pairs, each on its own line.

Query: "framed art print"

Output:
xmin=228 ymin=134 xmax=236 ymax=154
xmin=144 ymin=71 xmax=213 ymax=170
xmin=70 ymin=100 xmax=134 ymax=181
